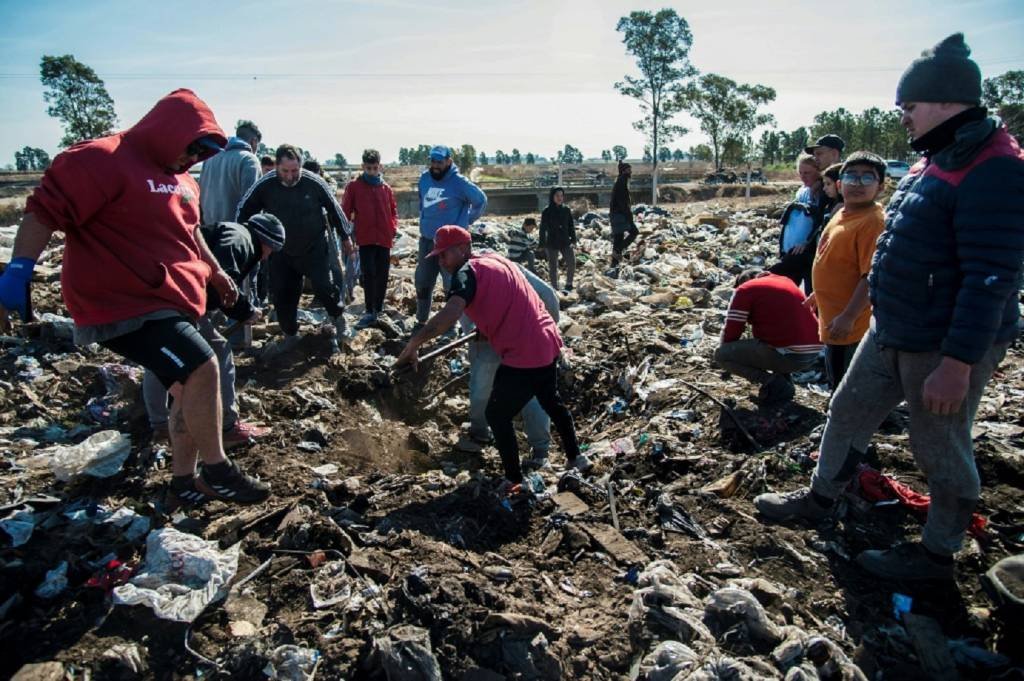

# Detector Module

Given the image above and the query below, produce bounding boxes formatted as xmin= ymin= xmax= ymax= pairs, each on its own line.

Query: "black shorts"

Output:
xmin=101 ymin=316 xmax=214 ymax=389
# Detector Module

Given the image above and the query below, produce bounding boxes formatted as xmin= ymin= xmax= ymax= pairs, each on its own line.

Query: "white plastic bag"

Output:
xmin=113 ymin=528 xmax=239 ymax=622
xmin=48 ymin=430 xmax=131 ymax=482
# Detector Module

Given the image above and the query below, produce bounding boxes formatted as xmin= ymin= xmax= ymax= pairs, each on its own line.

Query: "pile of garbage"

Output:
xmin=2 ymin=196 xmax=1023 ymax=679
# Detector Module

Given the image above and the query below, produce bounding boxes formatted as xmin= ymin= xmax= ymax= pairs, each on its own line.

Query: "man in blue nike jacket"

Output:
xmin=414 ymin=145 xmax=487 ymax=327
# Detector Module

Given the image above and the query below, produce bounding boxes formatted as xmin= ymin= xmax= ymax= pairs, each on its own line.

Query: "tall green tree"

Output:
xmin=457 ymin=144 xmax=476 ymax=171
xmin=779 ymin=127 xmax=809 ymax=162
xmin=688 ymin=144 xmax=712 ymax=161
xmin=681 ymin=73 xmax=775 ymax=170
xmin=525 ymin=152 xmax=535 ymax=164
xmin=601 ymin=149 xmax=612 ymax=161
xmin=983 ymin=70 xmax=1024 ymax=140
xmin=40 ymin=55 xmax=117 ymax=147
xmin=333 ymin=153 xmax=348 ymax=167
xmin=612 ymin=145 xmax=628 ymax=161
xmin=477 ymin=150 xmax=488 ymax=165
xmin=614 ymin=8 xmax=696 ymax=201
xmin=559 ymin=144 xmax=583 ymax=164
xmin=658 ymin=146 xmax=672 ymax=162
xmin=14 ymin=146 xmax=51 ymax=171
xmin=757 ymin=130 xmax=781 ymax=166
xmin=510 ymin=148 xmax=522 ymax=164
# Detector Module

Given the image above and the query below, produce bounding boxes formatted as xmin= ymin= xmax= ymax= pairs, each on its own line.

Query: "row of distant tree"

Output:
xmin=12 ymin=50 xmax=1024 ymax=174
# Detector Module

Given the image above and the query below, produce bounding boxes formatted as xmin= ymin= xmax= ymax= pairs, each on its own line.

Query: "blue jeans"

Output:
xmin=415 ymin=236 xmax=452 ymax=322
xmin=468 ymin=339 xmax=550 ymax=455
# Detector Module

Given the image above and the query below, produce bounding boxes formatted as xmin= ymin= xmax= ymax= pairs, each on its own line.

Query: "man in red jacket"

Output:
xmin=715 ymin=269 xmax=824 ymax=404
xmin=0 ymin=89 xmax=270 ymax=508
xmin=342 ymin=148 xmax=398 ymax=328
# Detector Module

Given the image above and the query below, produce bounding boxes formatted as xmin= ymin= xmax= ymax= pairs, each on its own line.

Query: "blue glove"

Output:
xmin=0 ymin=257 xmax=36 ymax=320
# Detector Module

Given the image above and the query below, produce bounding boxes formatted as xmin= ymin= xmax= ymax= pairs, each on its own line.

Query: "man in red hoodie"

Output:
xmin=342 ymin=148 xmax=398 ymax=328
xmin=0 ymin=89 xmax=270 ymax=508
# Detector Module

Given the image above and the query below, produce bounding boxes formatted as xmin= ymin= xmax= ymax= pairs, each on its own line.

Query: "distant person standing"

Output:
xmin=199 ymin=119 xmax=262 ymax=225
xmin=260 ymin=155 xmax=275 ymax=175
xmin=236 ymin=144 xmax=354 ymax=355
xmin=414 ymin=145 xmax=487 ymax=329
xmin=539 ymin=186 xmax=577 ymax=291
xmin=609 ymin=161 xmax=638 ymax=274
xmin=342 ymin=149 xmax=398 ymax=327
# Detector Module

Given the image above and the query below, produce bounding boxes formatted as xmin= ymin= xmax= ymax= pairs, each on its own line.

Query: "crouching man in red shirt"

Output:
xmin=396 ymin=226 xmax=586 ymax=490
xmin=715 ymin=269 xmax=824 ymax=404
xmin=0 ymin=89 xmax=270 ymax=508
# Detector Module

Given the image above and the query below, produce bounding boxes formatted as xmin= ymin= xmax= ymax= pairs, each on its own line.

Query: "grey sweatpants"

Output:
xmin=714 ymin=339 xmax=817 ymax=385
xmin=810 ymin=329 xmax=1009 ymax=555
xmin=415 ymin=236 xmax=452 ymax=322
xmin=142 ymin=315 xmax=238 ymax=430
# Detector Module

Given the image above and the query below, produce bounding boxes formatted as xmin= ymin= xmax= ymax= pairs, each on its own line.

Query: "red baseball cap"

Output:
xmin=427 ymin=225 xmax=472 ymax=258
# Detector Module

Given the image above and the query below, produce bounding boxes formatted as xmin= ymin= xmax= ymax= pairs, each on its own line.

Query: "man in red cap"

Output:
xmin=396 ymin=226 xmax=585 ymax=488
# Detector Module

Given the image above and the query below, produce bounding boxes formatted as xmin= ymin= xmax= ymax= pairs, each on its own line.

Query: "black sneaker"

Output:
xmin=164 ymin=476 xmax=212 ymax=512
xmin=753 ymin=487 xmax=832 ymax=522
xmin=855 ymin=542 xmax=955 ymax=582
xmin=199 ymin=461 xmax=271 ymax=504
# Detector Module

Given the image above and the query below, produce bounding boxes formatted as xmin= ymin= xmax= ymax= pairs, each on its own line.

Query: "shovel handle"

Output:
xmin=393 ymin=330 xmax=479 ymax=375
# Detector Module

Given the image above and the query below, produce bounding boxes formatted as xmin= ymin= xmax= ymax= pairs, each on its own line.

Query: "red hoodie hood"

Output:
xmin=26 ymin=89 xmax=227 ymax=327
xmin=124 ymin=88 xmax=227 ymax=170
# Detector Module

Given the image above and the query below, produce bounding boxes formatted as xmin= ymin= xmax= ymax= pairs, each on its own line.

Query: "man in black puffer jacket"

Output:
xmin=754 ymin=33 xmax=1024 ymax=583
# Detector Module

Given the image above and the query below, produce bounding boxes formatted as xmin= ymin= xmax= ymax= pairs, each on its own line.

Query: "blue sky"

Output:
xmin=1 ymin=0 xmax=1022 ymax=165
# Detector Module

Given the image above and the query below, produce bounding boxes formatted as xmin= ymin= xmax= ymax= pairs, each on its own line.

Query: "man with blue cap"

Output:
xmin=413 ymin=145 xmax=487 ymax=329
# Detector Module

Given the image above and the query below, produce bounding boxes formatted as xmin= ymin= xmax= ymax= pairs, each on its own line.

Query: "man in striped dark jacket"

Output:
xmin=236 ymin=144 xmax=354 ymax=355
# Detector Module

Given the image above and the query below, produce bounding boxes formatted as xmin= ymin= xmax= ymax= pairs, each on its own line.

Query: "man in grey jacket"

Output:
xmin=199 ymin=120 xmax=262 ymax=225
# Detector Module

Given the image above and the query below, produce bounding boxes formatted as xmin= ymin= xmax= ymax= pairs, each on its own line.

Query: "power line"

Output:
xmin=0 ymin=56 xmax=1020 ymax=81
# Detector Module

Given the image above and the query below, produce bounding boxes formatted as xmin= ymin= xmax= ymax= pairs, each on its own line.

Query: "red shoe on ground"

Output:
xmin=223 ymin=421 xmax=271 ymax=449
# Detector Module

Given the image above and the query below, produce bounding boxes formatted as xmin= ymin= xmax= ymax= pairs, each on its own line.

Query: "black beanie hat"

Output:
xmin=245 ymin=213 xmax=286 ymax=252
xmin=896 ymin=33 xmax=982 ymax=105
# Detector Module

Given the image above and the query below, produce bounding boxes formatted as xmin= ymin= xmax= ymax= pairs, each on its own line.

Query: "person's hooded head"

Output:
xmin=618 ymin=160 xmax=632 ymax=178
xmin=126 ymin=89 xmax=227 ymax=173
xmin=245 ymin=213 xmax=286 ymax=261
xmin=549 ymin=186 xmax=565 ymax=206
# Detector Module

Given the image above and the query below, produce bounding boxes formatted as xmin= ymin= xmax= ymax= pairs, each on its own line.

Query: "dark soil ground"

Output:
xmin=1 ymin=197 xmax=1022 ymax=680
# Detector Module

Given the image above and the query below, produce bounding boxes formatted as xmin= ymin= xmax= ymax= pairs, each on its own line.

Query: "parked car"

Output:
xmin=885 ymin=159 xmax=911 ymax=179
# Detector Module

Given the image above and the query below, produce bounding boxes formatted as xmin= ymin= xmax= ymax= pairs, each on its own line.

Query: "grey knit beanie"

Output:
xmin=896 ymin=33 xmax=982 ymax=105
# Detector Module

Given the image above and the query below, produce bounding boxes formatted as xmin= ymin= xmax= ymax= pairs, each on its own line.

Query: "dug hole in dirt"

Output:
xmin=1 ymin=192 xmax=1023 ymax=680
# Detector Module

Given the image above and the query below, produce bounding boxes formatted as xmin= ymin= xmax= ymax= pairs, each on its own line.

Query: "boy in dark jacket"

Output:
xmin=342 ymin=149 xmax=398 ymax=327
xmin=142 ymin=215 xmax=286 ymax=450
xmin=755 ymin=33 xmax=1024 ymax=584
xmin=539 ymin=186 xmax=577 ymax=291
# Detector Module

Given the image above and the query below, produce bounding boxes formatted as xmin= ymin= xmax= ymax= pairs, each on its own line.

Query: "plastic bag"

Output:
xmin=35 ymin=561 xmax=69 ymax=599
xmin=47 ymin=430 xmax=132 ymax=482
xmin=264 ymin=645 xmax=320 ymax=681
xmin=705 ymin=587 xmax=781 ymax=643
xmin=639 ymin=640 xmax=699 ymax=680
xmin=112 ymin=528 xmax=239 ymax=623
xmin=372 ymin=624 xmax=442 ymax=681
xmin=1 ymin=508 xmax=35 ymax=547
xmin=310 ymin=560 xmax=351 ymax=609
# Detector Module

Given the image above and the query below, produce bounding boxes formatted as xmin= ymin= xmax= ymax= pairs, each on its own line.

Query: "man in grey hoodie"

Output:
xmin=199 ymin=120 xmax=263 ymax=224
